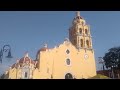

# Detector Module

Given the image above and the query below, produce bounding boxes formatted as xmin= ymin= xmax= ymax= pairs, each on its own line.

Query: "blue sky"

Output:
xmin=0 ymin=11 xmax=120 ymax=74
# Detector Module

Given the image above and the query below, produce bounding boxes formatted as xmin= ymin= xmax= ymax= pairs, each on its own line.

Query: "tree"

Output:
xmin=103 ymin=46 xmax=120 ymax=70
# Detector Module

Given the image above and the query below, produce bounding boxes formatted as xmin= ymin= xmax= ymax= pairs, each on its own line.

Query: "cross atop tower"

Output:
xmin=76 ymin=11 xmax=80 ymax=17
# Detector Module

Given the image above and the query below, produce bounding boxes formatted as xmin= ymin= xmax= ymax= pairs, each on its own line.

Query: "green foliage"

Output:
xmin=103 ymin=46 xmax=120 ymax=69
xmin=89 ymin=74 xmax=110 ymax=79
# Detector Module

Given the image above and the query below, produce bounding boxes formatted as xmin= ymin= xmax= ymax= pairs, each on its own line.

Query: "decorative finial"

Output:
xmin=76 ymin=11 xmax=80 ymax=17
xmin=44 ymin=44 xmax=47 ymax=48
xmin=25 ymin=52 xmax=29 ymax=57
xmin=16 ymin=59 xmax=19 ymax=63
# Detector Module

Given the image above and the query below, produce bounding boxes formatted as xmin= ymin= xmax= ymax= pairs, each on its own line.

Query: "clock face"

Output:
xmin=84 ymin=54 xmax=89 ymax=59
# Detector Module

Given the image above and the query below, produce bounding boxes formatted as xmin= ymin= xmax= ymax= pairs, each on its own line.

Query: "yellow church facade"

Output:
xmin=3 ymin=11 xmax=96 ymax=79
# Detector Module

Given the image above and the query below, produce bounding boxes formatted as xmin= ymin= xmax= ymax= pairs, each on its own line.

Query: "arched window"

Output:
xmin=86 ymin=40 xmax=89 ymax=48
xmin=66 ymin=59 xmax=70 ymax=65
xmin=66 ymin=49 xmax=70 ymax=54
xmin=65 ymin=73 xmax=73 ymax=79
xmin=74 ymin=40 xmax=76 ymax=44
xmin=25 ymin=72 xmax=27 ymax=78
xmin=22 ymin=67 xmax=30 ymax=79
xmin=77 ymin=16 xmax=80 ymax=19
xmin=80 ymin=39 xmax=83 ymax=48
xmin=79 ymin=28 xmax=82 ymax=34
xmin=85 ymin=29 xmax=88 ymax=35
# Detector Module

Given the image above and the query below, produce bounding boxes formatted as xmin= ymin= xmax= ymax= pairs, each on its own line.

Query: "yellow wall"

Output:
xmin=4 ymin=41 xmax=96 ymax=79
xmin=8 ymin=68 xmax=17 ymax=79
xmin=37 ymin=41 xmax=96 ymax=79
xmin=32 ymin=69 xmax=41 ymax=79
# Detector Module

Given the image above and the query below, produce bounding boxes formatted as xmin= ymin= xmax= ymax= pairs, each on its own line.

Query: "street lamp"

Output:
xmin=0 ymin=45 xmax=13 ymax=63
xmin=111 ymin=66 xmax=114 ymax=79
xmin=98 ymin=57 xmax=105 ymax=71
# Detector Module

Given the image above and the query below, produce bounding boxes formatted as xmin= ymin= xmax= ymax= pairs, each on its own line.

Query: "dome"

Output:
xmin=19 ymin=57 xmax=35 ymax=64
xmin=37 ymin=47 xmax=48 ymax=56
xmin=11 ymin=63 xmax=16 ymax=68
xmin=37 ymin=44 xmax=48 ymax=54
xmin=11 ymin=63 xmax=19 ymax=69
xmin=11 ymin=56 xmax=35 ymax=69
xmin=40 ymin=47 xmax=48 ymax=51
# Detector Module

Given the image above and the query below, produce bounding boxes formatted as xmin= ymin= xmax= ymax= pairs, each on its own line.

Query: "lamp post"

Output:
xmin=111 ymin=65 xmax=114 ymax=79
xmin=98 ymin=57 xmax=105 ymax=71
xmin=0 ymin=45 xmax=13 ymax=63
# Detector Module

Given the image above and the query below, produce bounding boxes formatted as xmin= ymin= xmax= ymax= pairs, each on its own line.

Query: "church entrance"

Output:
xmin=65 ymin=73 xmax=73 ymax=79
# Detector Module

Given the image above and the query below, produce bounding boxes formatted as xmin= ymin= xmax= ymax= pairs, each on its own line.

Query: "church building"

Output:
xmin=3 ymin=11 xmax=96 ymax=79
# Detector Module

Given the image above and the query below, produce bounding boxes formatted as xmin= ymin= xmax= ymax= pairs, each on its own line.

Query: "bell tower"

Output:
xmin=69 ymin=11 xmax=93 ymax=50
